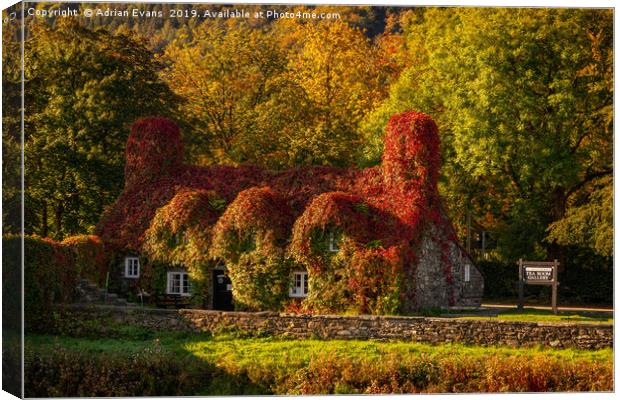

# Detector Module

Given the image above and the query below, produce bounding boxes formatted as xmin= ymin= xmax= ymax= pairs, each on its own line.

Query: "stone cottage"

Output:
xmin=96 ymin=111 xmax=483 ymax=313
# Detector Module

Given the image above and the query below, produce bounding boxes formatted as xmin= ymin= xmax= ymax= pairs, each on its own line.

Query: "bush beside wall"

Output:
xmin=61 ymin=235 xmax=109 ymax=286
xmin=271 ymin=353 xmax=612 ymax=394
xmin=211 ymin=187 xmax=294 ymax=311
xmin=25 ymin=346 xmax=213 ymax=397
xmin=22 ymin=235 xmax=77 ymax=330
xmin=3 ymin=234 xmax=111 ymax=332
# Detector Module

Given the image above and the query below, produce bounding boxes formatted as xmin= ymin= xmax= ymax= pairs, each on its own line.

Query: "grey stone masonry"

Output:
xmin=412 ymin=224 xmax=483 ymax=310
xmin=62 ymin=305 xmax=612 ymax=350
xmin=76 ymin=279 xmax=137 ymax=307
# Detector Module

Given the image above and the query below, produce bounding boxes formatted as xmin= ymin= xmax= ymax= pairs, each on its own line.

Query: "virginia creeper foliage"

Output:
xmin=211 ymin=187 xmax=295 ymax=311
xmin=97 ymin=111 xmax=465 ymax=313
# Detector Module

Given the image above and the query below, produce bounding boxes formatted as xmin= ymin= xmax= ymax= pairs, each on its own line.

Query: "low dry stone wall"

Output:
xmin=61 ymin=305 xmax=612 ymax=350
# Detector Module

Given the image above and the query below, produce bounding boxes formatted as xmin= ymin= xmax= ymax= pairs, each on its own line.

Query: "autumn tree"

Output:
xmin=24 ymin=18 xmax=179 ymax=239
xmin=363 ymin=8 xmax=613 ymax=263
xmin=2 ymin=18 xmax=22 ymax=235
xmin=162 ymin=21 xmax=288 ymax=166
xmin=276 ymin=18 xmax=387 ymax=167
xmin=164 ymin=18 xmax=388 ymax=169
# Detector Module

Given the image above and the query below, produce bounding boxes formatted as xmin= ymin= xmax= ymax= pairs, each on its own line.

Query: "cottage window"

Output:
xmin=289 ymin=271 xmax=308 ymax=298
xmin=328 ymin=231 xmax=340 ymax=253
xmin=167 ymin=271 xmax=191 ymax=296
xmin=124 ymin=257 xmax=140 ymax=278
xmin=464 ymin=264 xmax=470 ymax=283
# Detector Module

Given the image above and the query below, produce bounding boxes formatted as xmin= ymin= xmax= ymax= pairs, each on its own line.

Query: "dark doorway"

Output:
xmin=212 ymin=269 xmax=233 ymax=310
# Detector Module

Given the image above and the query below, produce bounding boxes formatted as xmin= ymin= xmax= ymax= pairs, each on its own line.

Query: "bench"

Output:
xmin=154 ymin=294 xmax=192 ymax=309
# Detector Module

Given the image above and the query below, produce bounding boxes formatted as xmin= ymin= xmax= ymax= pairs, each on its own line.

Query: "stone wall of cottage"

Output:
xmin=61 ymin=305 xmax=611 ymax=350
xmin=412 ymin=224 xmax=484 ymax=310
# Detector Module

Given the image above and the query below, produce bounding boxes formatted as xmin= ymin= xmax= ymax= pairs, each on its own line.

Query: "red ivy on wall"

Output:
xmin=96 ymin=111 xmax=460 ymax=312
xmin=210 ymin=187 xmax=295 ymax=311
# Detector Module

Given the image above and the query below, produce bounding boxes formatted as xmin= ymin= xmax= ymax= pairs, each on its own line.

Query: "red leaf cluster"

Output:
xmin=61 ymin=234 xmax=109 ymax=285
xmin=212 ymin=186 xmax=294 ymax=258
xmin=124 ymin=116 xmax=184 ymax=188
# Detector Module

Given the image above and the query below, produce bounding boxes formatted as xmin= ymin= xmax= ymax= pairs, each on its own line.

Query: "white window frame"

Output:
xmin=328 ymin=231 xmax=340 ymax=253
xmin=464 ymin=264 xmax=471 ymax=283
xmin=124 ymin=257 xmax=140 ymax=278
xmin=289 ymin=271 xmax=308 ymax=298
xmin=167 ymin=271 xmax=191 ymax=296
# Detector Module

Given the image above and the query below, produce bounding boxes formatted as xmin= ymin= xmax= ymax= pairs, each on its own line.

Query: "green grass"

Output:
xmin=188 ymin=335 xmax=612 ymax=366
xmin=452 ymin=308 xmax=613 ymax=324
xmin=26 ymin=329 xmax=613 ymax=366
xmin=24 ymin=328 xmax=613 ymax=395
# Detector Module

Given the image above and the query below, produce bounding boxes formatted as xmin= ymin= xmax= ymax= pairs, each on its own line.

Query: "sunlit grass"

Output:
xmin=453 ymin=308 xmax=613 ymax=325
xmin=187 ymin=335 xmax=613 ymax=366
xmin=26 ymin=330 xmax=613 ymax=365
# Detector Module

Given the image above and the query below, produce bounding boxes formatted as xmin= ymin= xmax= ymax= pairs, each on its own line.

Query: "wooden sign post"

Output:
xmin=517 ymin=259 xmax=559 ymax=314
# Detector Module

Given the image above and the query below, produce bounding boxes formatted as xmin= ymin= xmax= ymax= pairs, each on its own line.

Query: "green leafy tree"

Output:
xmin=363 ymin=8 xmax=613 ymax=263
xmin=164 ymin=19 xmax=388 ymax=169
xmin=277 ymin=19 xmax=387 ymax=167
xmin=163 ymin=21 xmax=291 ymax=166
xmin=24 ymin=18 xmax=179 ymax=238
xmin=2 ymin=18 xmax=22 ymax=234
xmin=547 ymin=178 xmax=612 ymax=257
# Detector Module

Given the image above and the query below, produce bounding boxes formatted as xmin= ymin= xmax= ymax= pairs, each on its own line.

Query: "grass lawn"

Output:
xmin=440 ymin=307 xmax=613 ymax=324
xmin=25 ymin=327 xmax=613 ymax=395
xmin=25 ymin=330 xmax=613 ymax=363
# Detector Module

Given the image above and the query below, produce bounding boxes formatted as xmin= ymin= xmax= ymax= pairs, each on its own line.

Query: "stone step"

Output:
xmin=76 ymin=278 xmax=138 ymax=308
xmin=82 ymin=294 xmax=97 ymax=303
xmin=100 ymin=293 xmax=118 ymax=301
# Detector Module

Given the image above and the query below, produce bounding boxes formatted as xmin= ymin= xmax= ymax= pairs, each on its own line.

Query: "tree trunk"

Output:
xmin=41 ymin=201 xmax=48 ymax=237
xmin=549 ymin=188 xmax=568 ymax=272
xmin=54 ymin=201 xmax=64 ymax=239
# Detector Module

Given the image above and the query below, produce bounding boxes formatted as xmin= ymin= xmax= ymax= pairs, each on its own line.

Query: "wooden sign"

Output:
xmin=517 ymin=259 xmax=559 ymax=314
xmin=524 ymin=265 xmax=553 ymax=282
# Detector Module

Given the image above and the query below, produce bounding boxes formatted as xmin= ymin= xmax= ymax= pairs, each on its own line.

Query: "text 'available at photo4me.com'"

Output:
xmin=24 ymin=5 xmax=341 ymax=21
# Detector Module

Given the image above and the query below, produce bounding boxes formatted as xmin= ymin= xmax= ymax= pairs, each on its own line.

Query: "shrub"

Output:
xmin=476 ymin=259 xmax=518 ymax=299
xmin=2 ymin=235 xmax=22 ymax=333
xmin=3 ymin=235 xmax=106 ymax=331
xmin=348 ymin=246 xmax=403 ymax=315
xmin=25 ymin=345 xmax=213 ymax=397
xmin=271 ymin=352 xmax=612 ymax=394
xmin=21 ymin=235 xmax=77 ymax=331
xmin=142 ymin=188 xmax=224 ymax=306
xmin=143 ymin=188 xmax=222 ymax=278
xmin=61 ymin=235 xmax=109 ymax=285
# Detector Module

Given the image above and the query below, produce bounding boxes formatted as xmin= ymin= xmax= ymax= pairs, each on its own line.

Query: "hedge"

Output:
xmin=61 ymin=235 xmax=109 ymax=286
xmin=3 ymin=234 xmax=111 ymax=332
xmin=25 ymin=346 xmax=212 ymax=397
